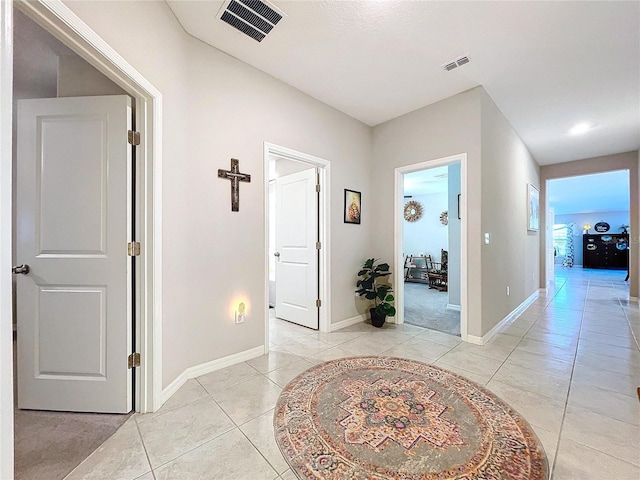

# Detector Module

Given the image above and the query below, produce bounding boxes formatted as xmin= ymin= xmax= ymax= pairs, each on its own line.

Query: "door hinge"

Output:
xmin=128 ymin=352 xmax=141 ymax=369
xmin=316 ymin=299 xmax=321 ymax=307
xmin=315 ymin=184 xmax=320 ymax=193
xmin=128 ymin=241 xmax=141 ymax=256
xmin=316 ymin=241 xmax=321 ymax=250
xmin=128 ymin=130 xmax=141 ymax=146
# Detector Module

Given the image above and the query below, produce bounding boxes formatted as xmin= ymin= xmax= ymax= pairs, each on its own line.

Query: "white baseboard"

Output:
xmin=330 ymin=314 xmax=367 ymax=332
xmin=466 ymin=289 xmax=540 ymax=346
xmin=161 ymin=345 xmax=264 ymax=406
xmin=446 ymin=303 xmax=461 ymax=311
xmin=630 ymin=296 xmax=639 ymax=304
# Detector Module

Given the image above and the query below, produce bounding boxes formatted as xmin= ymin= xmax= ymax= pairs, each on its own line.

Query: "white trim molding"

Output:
xmin=329 ymin=314 xmax=368 ymax=332
xmin=0 ymin=1 xmax=14 ymax=476
xmin=162 ymin=346 xmax=264 ymax=405
xmin=394 ymin=153 xmax=469 ymax=341
xmin=447 ymin=304 xmax=461 ymax=312
xmin=263 ymin=142 xmax=332 ymax=353
xmin=466 ymin=289 xmax=540 ymax=345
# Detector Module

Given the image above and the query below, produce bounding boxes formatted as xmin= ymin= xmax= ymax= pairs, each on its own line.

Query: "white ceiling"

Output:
xmin=167 ymin=0 xmax=639 ymax=166
xmin=404 ymin=165 xmax=449 ymax=196
xmin=548 ymin=170 xmax=630 ymax=215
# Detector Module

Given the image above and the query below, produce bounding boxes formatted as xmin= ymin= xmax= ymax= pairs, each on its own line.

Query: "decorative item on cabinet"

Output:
xmin=583 ymin=233 xmax=628 ymax=270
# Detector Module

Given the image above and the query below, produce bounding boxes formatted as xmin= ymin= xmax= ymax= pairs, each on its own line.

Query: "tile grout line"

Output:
xmin=482 ymin=276 xmax=568 ymax=389
xmin=480 ymin=275 xmax=570 ymax=476
xmin=132 ymin=416 xmax=158 ymax=480
xmin=548 ymin=270 xmax=592 ymax=477
xmin=235 ymin=414 xmax=282 ymax=480
xmin=141 ymin=376 xmax=245 ymax=474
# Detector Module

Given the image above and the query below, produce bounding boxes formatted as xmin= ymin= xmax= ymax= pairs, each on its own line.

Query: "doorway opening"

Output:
xmin=2 ymin=1 xmax=161 ymax=477
xmin=402 ymin=163 xmax=461 ymax=336
xmin=264 ymin=143 xmax=331 ymax=351
xmin=547 ymin=170 xmax=631 ymax=284
xmin=394 ymin=154 xmax=468 ymax=342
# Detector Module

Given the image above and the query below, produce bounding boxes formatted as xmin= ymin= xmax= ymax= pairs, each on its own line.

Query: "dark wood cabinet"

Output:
xmin=583 ymin=234 xmax=629 ymax=270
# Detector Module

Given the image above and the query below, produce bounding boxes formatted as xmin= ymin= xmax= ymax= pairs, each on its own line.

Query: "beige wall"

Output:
xmin=57 ymin=55 xmax=126 ymax=97
xmin=371 ymin=87 xmax=540 ymax=338
xmin=540 ymin=151 xmax=639 ymax=299
xmin=64 ymin=1 xmax=372 ymax=387
xmin=479 ymin=89 xmax=540 ymax=334
xmin=371 ymin=88 xmax=484 ymax=335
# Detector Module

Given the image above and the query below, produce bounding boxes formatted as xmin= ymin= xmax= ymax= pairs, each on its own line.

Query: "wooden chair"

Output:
xmin=427 ymin=249 xmax=448 ymax=291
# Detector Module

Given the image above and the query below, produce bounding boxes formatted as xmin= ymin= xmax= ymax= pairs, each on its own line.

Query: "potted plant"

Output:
xmin=356 ymin=258 xmax=397 ymax=328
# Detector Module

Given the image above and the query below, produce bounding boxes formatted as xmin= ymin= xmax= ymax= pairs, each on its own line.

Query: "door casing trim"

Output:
xmin=263 ymin=142 xmax=331 ymax=348
xmin=393 ymin=153 xmax=469 ymax=341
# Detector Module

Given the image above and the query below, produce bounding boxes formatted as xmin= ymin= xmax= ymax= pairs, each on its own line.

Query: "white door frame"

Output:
xmin=263 ymin=142 xmax=331 ymax=348
xmin=1 ymin=1 xmax=163 ymax=474
xmin=394 ymin=154 xmax=469 ymax=341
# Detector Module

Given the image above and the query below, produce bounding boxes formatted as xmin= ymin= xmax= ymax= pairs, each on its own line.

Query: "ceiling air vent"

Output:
xmin=442 ymin=54 xmax=471 ymax=72
xmin=218 ymin=0 xmax=286 ymax=42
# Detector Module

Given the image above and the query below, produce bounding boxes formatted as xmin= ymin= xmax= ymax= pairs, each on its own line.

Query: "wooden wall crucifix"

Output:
xmin=218 ymin=158 xmax=251 ymax=212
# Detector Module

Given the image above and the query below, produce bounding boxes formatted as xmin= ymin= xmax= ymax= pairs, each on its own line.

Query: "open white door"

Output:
xmin=15 ymin=95 xmax=132 ymax=413
xmin=275 ymin=168 xmax=319 ymax=329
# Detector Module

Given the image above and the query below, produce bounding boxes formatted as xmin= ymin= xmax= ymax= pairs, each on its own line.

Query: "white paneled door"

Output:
xmin=15 ymin=96 xmax=133 ymax=413
xmin=275 ymin=168 xmax=319 ymax=329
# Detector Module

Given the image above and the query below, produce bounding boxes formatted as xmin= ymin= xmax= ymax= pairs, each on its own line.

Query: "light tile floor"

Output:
xmin=64 ymin=268 xmax=639 ymax=479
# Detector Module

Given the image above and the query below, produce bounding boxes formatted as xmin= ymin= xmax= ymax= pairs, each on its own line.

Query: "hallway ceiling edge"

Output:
xmin=166 ymin=0 xmax=639 ymax=166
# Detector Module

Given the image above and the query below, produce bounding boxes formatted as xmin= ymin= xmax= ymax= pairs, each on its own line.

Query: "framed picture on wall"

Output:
xmin=527 ymin=183 xmax=539 ymax=231
xmin=344 ymin=189 xmax=361 ymax=224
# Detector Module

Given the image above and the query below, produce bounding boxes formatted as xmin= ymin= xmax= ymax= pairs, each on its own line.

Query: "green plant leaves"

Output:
xmin=355 ymin=258 xmax=395 ymax=315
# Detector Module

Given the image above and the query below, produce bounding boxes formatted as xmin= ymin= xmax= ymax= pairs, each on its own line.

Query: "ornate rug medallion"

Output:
xmin=274 ymin=356 xmax=547 ymax=480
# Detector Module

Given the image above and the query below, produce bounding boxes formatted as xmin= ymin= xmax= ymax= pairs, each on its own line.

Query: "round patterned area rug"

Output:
xmin=274 ymin=356 xmax=547 ymax=480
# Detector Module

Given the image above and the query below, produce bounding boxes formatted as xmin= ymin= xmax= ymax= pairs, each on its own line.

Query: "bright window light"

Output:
xmin=569 ymin=123 xmax=591 ymax=135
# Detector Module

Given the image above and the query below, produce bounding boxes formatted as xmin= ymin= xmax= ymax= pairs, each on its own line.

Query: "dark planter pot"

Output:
xmin=370 ymin=308 xmax=386 ymax=328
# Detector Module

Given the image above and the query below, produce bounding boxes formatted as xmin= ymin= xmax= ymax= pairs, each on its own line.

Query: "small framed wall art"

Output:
xmin=527 ymin=183 xmax=539 ymax=231
xmin=344 ymin=189 xmax=361 ymax=224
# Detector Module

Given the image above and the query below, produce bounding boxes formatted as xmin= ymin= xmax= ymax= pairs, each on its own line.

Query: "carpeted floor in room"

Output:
xmin=403 ymin=282 xmax=460 ymax=336
xmin=13 ymin=339 xmax=130 ymax=480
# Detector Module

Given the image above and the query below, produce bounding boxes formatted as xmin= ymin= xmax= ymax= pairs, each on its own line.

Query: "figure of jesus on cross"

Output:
xmin=218 ymin=158 xmax=251 ymax=212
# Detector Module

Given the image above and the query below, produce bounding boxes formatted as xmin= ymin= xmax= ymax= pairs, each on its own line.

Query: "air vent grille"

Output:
xmin=442 ymin=54 xmax=471 ymax=71
xmin=218 ymin=0 xmax=285 ymax=42
xmin=239 ymin=0 xmax=282 ymax=24
xmin=220 ymin=11 xmax=266 ymax=41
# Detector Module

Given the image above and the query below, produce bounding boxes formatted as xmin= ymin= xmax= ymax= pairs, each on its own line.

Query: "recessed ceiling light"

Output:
xmin=569 ymin=122 xmax=593 ymax=135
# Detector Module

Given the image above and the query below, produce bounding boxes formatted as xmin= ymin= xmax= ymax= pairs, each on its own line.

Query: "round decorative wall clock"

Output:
xmin=440 ymin=210 xmax=449 ymax=225
xmin=404 ymin=201 xmax=423 ymax=222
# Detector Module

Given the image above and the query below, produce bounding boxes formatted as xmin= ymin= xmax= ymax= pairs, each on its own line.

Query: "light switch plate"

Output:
xmin=484 ymin=233 xmax=490 ymax=245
